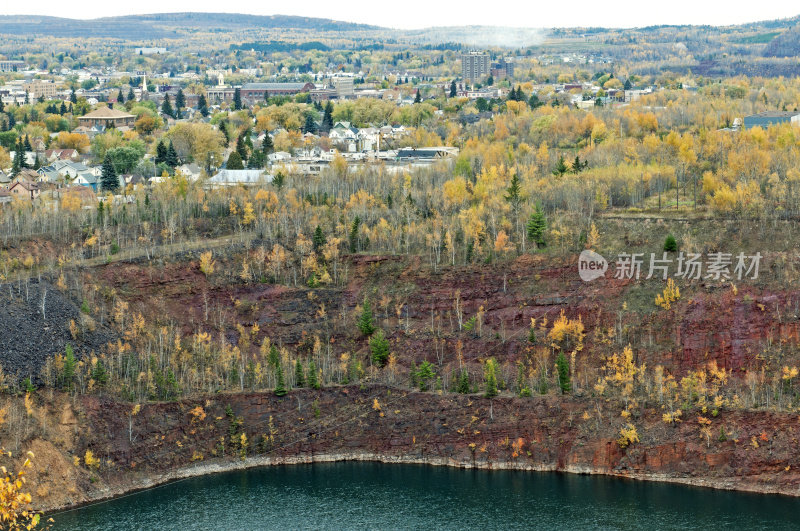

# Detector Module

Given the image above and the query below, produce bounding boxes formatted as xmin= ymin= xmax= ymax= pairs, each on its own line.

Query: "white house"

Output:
xmin=329 ymin=124 xmax=358 ymax=153
xmin=357 ymin=127 xmax=381 ymax=152
xmin=48 ymin=160 xmax=100 ymax=180
xmin=72 ymin=172 xmax=99 ymax=191
xmin=267 ymin=152 xmax=292 ymax=163
xmin=177 ymin=163 xmax=203 ymax=182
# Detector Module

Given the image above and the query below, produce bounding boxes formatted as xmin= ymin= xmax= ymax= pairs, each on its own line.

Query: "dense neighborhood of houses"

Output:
xmin=0 ymin=112 xmax=460 ymax=204
xmin=0 ymin=48 xmax=774 ymax=206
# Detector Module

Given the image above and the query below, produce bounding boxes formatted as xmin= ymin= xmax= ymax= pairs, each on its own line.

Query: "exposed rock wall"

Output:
xmin=26 ymin=387 xmax=800 ymax=512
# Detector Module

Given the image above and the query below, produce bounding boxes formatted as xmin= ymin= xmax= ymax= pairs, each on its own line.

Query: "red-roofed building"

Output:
xmin=7 ymin=180 xmax=40 ymax=201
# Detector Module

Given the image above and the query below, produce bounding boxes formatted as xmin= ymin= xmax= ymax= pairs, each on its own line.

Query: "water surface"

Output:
xmin=52 ymin=462 xmax=800 ymax=530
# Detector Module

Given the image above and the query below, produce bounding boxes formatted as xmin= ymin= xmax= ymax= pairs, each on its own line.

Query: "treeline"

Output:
xmin=232 ymin=41 xmax=331 ymax=53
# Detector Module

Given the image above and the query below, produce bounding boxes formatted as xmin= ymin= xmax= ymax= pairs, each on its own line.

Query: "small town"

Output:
xmin=7 ymin=46 xmax=790 ymax=206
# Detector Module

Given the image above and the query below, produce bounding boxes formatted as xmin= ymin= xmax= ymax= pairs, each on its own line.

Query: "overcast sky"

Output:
xmin=1 ymin=2 xmax=798 ymax=30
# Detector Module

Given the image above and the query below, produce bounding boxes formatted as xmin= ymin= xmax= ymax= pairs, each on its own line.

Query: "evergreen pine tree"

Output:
xmin=308 ymin=359 xmax=320 ymax=389
xmin=357 ymin=298 xmax=375 ymax=336
xmin=18 ymin=139 xmax=28 ymax=169
xmin=70 ymin=90 xmax=77 ymax=104
xmin=262 ymin=133 xmax=273 ymax=154
xmin=552 ymin=155 xmax=569 ymax=177
xmin=416 ymin=361 xmax=435 ymax=391
xmin=11 ymin=139 xmax=23 ymax=176
xmin=294 ymin=360 xmax=305 ymax=387
xmin=247 ymin=150 xmax=265 ymax=169
xmin=449 ymin=80 xmax=457 ymax=98
xmin=161 ymin=94 xmax=174 ymax=118
xmin=0 ymin=99 xmax=4 ymax=112
xmin=226 ymin=151 xmax=244 ymax=170
xmin=414 ymin=90 xmax=421 ymax=103
xmin=504 ymin=173 xmax=522 ymax=209
xmin=23 ymin=135 xmax=32 ymax=152
xmin=313 ymin=225 xmax=326 ymax=254
xmin=92 ymin=359 xmax=108 ymax=386
xmin=165 ymin=140 xmax=178 ymax=168
xmin=349 ymin=216 xmax=361 ymax=253
xmin=60 ymin=102 xmax=67 ymax=115
xmin=556 ymin=352 xmax=571 ymax=394
xmin=369 ymin=329 xmax=390 ymax=366
xmin=175 ymin=89 xmax=185 ymax=119
xmin=321 ymin=102 xmax=334 ymax=132
xmin=526 ymin=203 xmax=547 ymax=248
xmin=155 ymin=140 xmax=167 ymax=165
xmin=529 ymin=93 xmax=542 ymax=109
xmin=571 ymin=155 xmax=583 ymax=174
xmin=233 ymin=88 xmax=242 ymax=110
xmin=236 ymin=134 xmax=248 ymax=162
xmin=62 ymin=344 xmax=76 ymax=391
xmin=198 ymin=94 xmax=208 ymax=117
xmin=303 ymin=114 xmax=317 ymax=134
xmin=117 ymin=89 xmax=124 ymax=104
xmin=272 ymin=171 xmax=285 ymax=189
xmin=274 ymin=362 xmax=287 ymax=396
xmin=128 ymin=87 xmax=135 ymax=102
xmin=664 ymin=234 xmax=678 ymax=252
xmin=457 ymin=369 xmax=470 ymax=394
xmin=101 ymin=155 xmax=119 ymax=192
xmin=219 ymin=121 xmax=229 ymax=145
xmin=268 ymin=345 xmax=280 ymax=369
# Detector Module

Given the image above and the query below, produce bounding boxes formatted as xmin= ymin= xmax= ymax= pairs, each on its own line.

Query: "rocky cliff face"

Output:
xmin=97 ymin=253 xmax=800 ymax=382
xmin=9 ymin=251 xmax=799 ymax=511
xmin=22 ymin=387 xmax=800 ymax=512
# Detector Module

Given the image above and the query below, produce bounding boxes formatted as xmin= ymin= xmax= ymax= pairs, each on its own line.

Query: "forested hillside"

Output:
xmin=762 ymin=24 xmax=800 ymax=57
xmin=0 ymin=13 xmax=376 ymax=39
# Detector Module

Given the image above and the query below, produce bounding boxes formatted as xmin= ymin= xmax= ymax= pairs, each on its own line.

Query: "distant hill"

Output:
xmin=762 ymin=24 xmax=800 ymax=57
xmin=0 ymin=15 xmax=176 ymax=39
xmin=0 ymin=13 xmax=379 ymax=39
xmin=1 ymin=11 xmax=799 ymax=49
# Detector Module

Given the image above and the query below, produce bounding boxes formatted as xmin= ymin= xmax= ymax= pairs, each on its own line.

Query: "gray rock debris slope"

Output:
xmin=0 ymin=280 xmax=116 ymax=384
